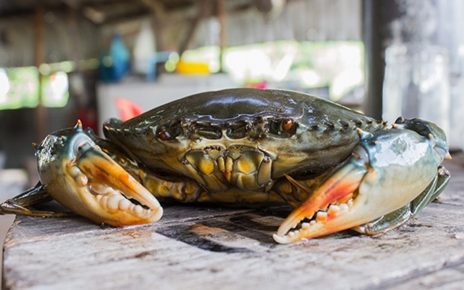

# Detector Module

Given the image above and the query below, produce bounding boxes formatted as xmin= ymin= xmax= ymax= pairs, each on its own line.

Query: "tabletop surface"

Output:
xmin=3 ymin=159 xmax=464 ymax=290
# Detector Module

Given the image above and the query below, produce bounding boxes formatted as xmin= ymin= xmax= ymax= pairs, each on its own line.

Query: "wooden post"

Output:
xmin=217 ymin=0 xmax=226 ymax=73
xmin=68 ymin=5 xmax=81 ymax=71
xmin=34 ymin=6 xmax=46 ymax=140
xmin=362 ymin=0 xmax=401 ymax=119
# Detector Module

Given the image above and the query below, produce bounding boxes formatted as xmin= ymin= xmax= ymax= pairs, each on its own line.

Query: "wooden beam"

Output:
xmin=177 ymin=0 xmax=208 ymax=57
xmin=34 ymin=6 xmax=46 ymax=141
xmin=139 ymin=0 xmax=167 ymax=22
xmin=217 ymin=0 xmax=226 ymax=72
xmin=101 ymin=8 xmax=150 ymax=25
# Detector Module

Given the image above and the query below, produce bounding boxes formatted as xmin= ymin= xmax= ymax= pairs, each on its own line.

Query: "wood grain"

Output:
xmin=3 ymin=160 xmax=464 ymax=290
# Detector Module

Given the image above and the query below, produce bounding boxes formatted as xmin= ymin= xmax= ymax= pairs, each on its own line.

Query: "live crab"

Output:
xmin=0 ymin=89 xmax=450 ymax=244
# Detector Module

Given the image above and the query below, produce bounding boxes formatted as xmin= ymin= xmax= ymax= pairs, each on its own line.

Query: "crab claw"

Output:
xmin=36 ymin=121 xmax=163 ymax=226
xmin=274 ymin=119 xmax=449 ymax=243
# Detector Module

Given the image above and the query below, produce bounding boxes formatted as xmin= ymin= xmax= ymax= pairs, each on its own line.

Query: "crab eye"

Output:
xmin=281 ymin=119 xmax=295 ymax=132
xmin=269 ymin=118 xmax=297 ymax=137
xmin=156 ymin=127 xmax=171 ymax=140
xmin=156 ymin=121 xmax=182 ymax=141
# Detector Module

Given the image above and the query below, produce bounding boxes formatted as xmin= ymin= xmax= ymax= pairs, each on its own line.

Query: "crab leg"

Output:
xmin=411 ymin=166 xmax=450 ymax=215
xmin=274 ymin=122 xmax=450 ymax=244
xmin=0 ymin=182 xmax=69 ymax=217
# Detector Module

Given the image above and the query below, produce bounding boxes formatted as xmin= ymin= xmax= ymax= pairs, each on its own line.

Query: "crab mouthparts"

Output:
xmin=274 ymin=162 xmax=367 ymax=244
xmin=70 ymin=144 xmax=162 ymax=226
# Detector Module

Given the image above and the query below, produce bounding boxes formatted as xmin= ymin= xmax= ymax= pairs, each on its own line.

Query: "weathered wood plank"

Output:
xmin=387 ymin=262 xmax=464 ymax=290
xmin=3 ymin=160 xmax=464 ymax=290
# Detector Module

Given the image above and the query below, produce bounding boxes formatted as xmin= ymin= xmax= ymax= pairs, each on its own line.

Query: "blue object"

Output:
xmin=99 ymin=34 xmax=130 ymax=82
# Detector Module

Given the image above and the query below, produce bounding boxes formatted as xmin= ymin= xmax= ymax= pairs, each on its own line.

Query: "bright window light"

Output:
xmin=0 ymin=69 xmax=10 ymax=103
xmin=0 ymin=66 xmax=39 ymax=110
xmin=42 ymin=71 xmax=69 ymax=107
xmin=183 ymin=41 xmax=364 ymax=102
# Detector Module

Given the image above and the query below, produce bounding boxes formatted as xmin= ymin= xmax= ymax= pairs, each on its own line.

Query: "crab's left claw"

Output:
xmin=35 ymin=122 xmax=163 ymax=226
xmin=274 ymin=119 xmax=449 ymax=243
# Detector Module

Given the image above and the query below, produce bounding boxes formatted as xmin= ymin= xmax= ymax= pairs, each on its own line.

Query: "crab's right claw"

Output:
xmin=274 ymin=119 xmax=450 ymax=244
xmin=35 ymin=122 xmax=163 ymax=226
xmin=274 ymin=158 xmax=366 ymax=243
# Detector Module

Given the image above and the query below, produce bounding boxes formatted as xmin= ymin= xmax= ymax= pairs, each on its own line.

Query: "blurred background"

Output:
xmin=0 ymin=0 xmax=463 ymax=197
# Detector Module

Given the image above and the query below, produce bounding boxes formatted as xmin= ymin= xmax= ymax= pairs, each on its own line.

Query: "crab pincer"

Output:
xmin=273 ymin=119 xmax=450 ymax=243
xmin=35 ymin=121 xmax=163 ymax=226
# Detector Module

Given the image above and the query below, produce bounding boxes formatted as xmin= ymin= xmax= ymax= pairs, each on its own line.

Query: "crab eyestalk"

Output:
xmin=36 ymin=121 xmax=163 ymax=226
xmin=273 ymin=119 xmax=449 ymax=244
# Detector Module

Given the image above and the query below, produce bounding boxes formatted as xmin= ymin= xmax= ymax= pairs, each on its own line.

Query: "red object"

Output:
xmin=246 ymin=81 xmax=268 ymax=89
xmin=115 ymin=98 xmax=142 ymax=121
xmin=77 ymin=107 xmax=98 ymax=132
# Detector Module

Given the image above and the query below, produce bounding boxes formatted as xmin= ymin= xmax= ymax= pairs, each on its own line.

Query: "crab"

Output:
xmin=0 ymin=89 xmax=450 ymax=243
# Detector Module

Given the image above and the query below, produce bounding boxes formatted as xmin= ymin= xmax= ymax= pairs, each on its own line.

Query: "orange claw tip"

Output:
xmin=445 ymin=152 xmax=452 ymax=160
xmin=275 ymin=162 xmax=366 ymax=243
xmin=74 ymin=119 xmax=83 ymax=130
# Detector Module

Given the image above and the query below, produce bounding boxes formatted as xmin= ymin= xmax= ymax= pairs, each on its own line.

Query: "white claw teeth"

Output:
xmin=90 ymin=184 xmax=115 ymax=195
xmin=339 ymin=203 xmax=349 ymax=212
xmin=316 ymin=211 xmax=328 ymax=223
xmin=76 ymin=175 xmax=88 ymax=187
xmin=101 ymin=188 xmax=110 ymax=195
xmin=69 ymin=166 xmax=81 ymax=177
xmin=118 ymin=199 xmax=131 ymax=210
xmin=69 ymin=166 xmax=88 ymax=187
xmin=301 ymin=222 xmax=310 ymax=229
xmin=104 ymin=188 xmax=116 ymax=195
xmin=288 ymin=231 xmax=296 ymax=238
xmin=328 ymin=205 xmax=340 ymax=215
xmin=347 ymin=199 xmax=354 ymax=208
xmin=107 ymin=194 xmax=120 ymax=211
xmin=100 ymin=196 xmax=109 ymax=208
xmin=134 ymin=205 xmax=144 ymax=216
xmin=94 ymin=190 xmax=151 ymax=217
xmin=310 ymin=220 xmax=316 ymax=226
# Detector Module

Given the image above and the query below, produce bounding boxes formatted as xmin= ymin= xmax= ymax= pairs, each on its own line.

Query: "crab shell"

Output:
xmin=102 ymin=89 xmax=384 ymax=203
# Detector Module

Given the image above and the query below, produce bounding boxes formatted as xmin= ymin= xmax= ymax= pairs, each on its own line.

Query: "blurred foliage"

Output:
xmin=181 ymin=41 xmax=364 ymax=101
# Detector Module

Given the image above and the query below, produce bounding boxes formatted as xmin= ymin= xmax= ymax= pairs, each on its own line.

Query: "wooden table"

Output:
xmin=3 ymin=159 xmax=464 ymax=290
